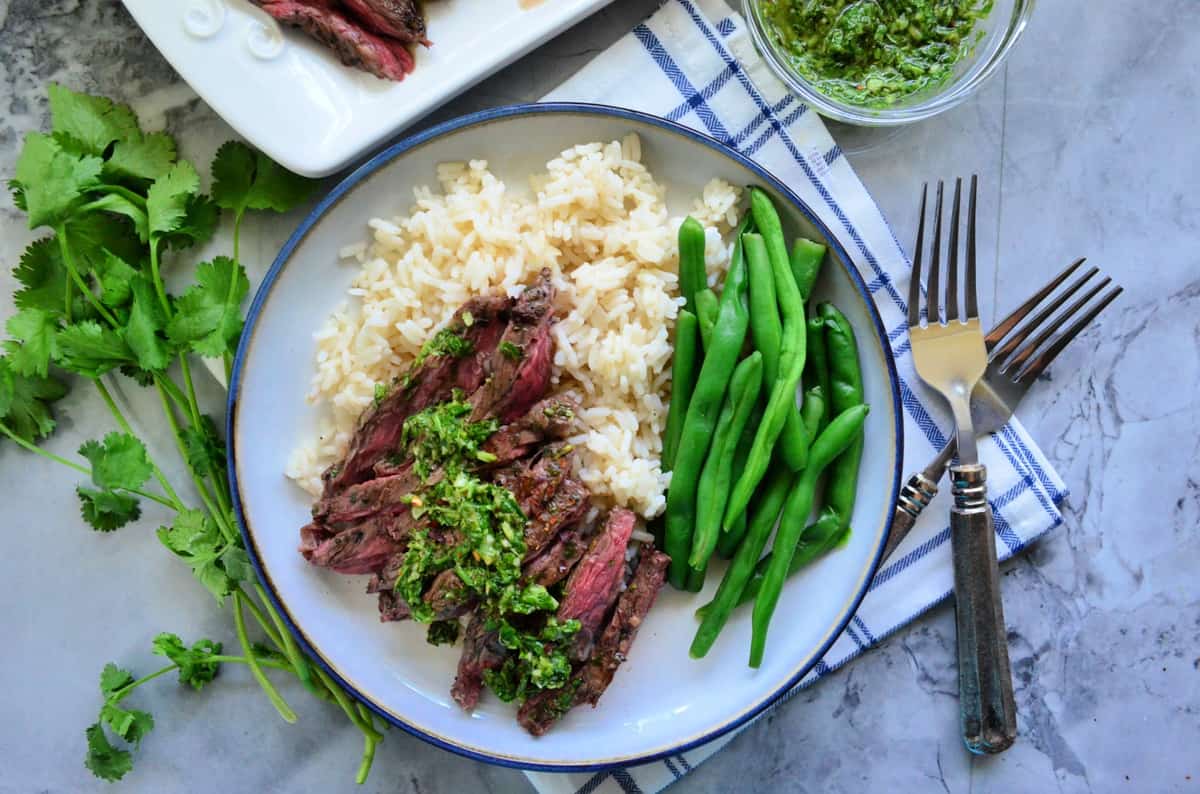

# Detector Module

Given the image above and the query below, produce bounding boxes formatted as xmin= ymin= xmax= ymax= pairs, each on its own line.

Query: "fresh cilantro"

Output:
xmin=13 ymin=132 xmax=103 ymax=229
xmin=106 ymin=132 xmax=177 ymax=183
xmin=122 ymin=275 xmax=172 ymax=373
xmin=85 ymin=723 xmax=133 ymax=782
xmin=373 ymin=382 xmax=387 ymax=405
xmin=62 ymin=211 xmax=146 ymax=276
xmin=220 ymin=546 xmax=254 ymax=583
xmin=146 ymin=160 xmax=199 ymax=239
xmin=212 ymin=140 xmax=314 ymax=216
xmin=47 ymin=84 xmax=140 ymax=157
xmin=77 ymin=487 xmax=141 ymax=532
xmin=0 ymin=356 xmax=68 ymax=441
xmin=5 ymin=308 xmax=60 ymax=377
xmin=100 ymin=662 xmax=135 ymax=698
xmin=12 ymin=238 xmax=71 ymax=317
xmin=152 ymin=633 xmax=223 ymax=691
xmin=94 ymin=250 xmax=139 ymax=309
xmin=182 ymin=414 xmax=225 ymax=480
xmin=499 ymin=340 xmax=523 ymax=361
xmin=166 ymin=257 xmax=249 ymax=358
xmin=55 ymin=320 xmax=135 ymax=377
xmin=162 ymin=193 xmax=219 ymax=250
xmin=78 ymin=432 xmax=153 ymax=492
xmin=85 ymin=192 xmax=149 ymax=241
xmin=99 ymin=701 xmax=154 ymax=745
xmin=156 ymin=510 xmax=236 ymax=602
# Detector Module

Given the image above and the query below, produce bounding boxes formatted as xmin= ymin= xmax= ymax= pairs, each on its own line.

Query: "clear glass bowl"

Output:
xmin=742 ymin=0 xmax=1036 ymax=126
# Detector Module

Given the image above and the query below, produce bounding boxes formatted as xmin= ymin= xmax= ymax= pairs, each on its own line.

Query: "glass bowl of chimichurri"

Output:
xmin=744 ymin=0 xmax=1034 ymax=124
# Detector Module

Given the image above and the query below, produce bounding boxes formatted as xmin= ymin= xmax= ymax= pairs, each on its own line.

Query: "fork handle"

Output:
xmin=882 ymin=435 xmax=959 ymax=561
xmin=949 ymin=462 xmax=1017 ymax=754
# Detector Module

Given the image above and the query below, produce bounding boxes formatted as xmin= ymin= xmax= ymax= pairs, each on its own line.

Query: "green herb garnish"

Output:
xmin=499 ymin=340 xmax=523 ymax=361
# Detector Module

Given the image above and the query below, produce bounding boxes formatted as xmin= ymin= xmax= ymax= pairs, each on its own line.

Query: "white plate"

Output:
xmin=121 ymin=0 xmax=613 ymax=177
xmin=228 ymin=104 xmax=903 ymax=770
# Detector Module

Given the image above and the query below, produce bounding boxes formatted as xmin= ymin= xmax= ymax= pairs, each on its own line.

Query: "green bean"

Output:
xmin=746 ymin=228 xmax=782 ymax=381
xmin=716 ymin=405 xmax=758 ymax=559
xmin=690 ymin=466 xmax=792 ymax=659
xmin=691 ymin=352 xmax=763 ymax=570
xmin=723 ymin=229 xmax=808 ymax=528
xmin=664 ymin=214 xmax=752 ymax=589
xmin=678 ymin=216 xmax=707 ymax=316
xmin=749 ymin=189 xmax=812 ymax=471
xmin=685 ymin=564 xmax=706 ymax=592
xmin=733 ymin=508 xmax=845 ymax=607
xmin=805 ymin=315 xmax=832 ymax=430
xmin=819 ymin=303 xmax=865 ymax=525
xmin=790 ymin=238 xmax=827 ymax=302
xmin=800 ymin=385 xmax=824 ymax=440
xmin=662 ymin=310 xmax=699 ymax=472
xmin=749 ymin=404 xmax=869 ymax=667
xmin=695 ymin=288 xmax=719 ymax=352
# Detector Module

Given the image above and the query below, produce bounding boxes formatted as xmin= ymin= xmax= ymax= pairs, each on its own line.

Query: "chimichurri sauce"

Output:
xmin=760 ymin=0 xmax=993 ymax=106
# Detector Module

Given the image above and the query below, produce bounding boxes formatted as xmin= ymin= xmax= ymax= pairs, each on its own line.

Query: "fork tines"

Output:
xmin=908 ymin=176 xmax=980 ymax=328
xmin=987 ymin=259 xmax=1122 ymax=383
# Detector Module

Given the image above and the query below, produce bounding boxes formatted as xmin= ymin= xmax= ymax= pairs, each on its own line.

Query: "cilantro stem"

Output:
xmin=354 ymin=706 xmax=382 ymax=784
xmin=109 ymin=664 xmax=177 ymax=701
xmin=0 ymin=422 xmax=177 ymax=509
xmin=254 ymin=583 xmax=316 ymax=693
xmin=55 ymin=226 xmax=120 ymax=327
xmin=102 ymin=184 xmax=149 ymax=209
xmin=95 ymin=379 xmax=183 ymax=509
xmin=235 ymin=586 xmax=285 ymax=650
xmin=233 ymin=591 xmax=297 ymax=723
xmin=221 ymin=211 xmax=246 ymax=384
xmin=153 ymin=374 xmax=191 ymax=416
xmin=148 ymin=242 xmax=172 ymax=319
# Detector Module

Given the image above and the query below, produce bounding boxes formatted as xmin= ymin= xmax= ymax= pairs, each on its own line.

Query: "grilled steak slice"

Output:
xmin=493 ymin=444 xmax=590 ymax=561
xmin=555 ymin=508 xmax=635 ymax=659
xmin=300 ymin=513 xmax=402 ymax=574
xmin=340 ymin=0 xmax=427 ymax=44
xmin=470 ymin=270 xmax=556 ymax=423
xmin=322 ymin=295 xmax=510 ymax=494
xmin=314 ymin=468 xmax=418 ymax=528
xmin=480 ymin=396 xmax=580 ymax=468
xmin=422 ymin=569 xmax=474 ymax=620
xmin=252 ymin=1 xmax=414 ymax=81
xmin=522 ymin=517 xmax=596 ymax=588
xmin=365 ymin=551 xmax=412 ymax=622
xmin=452 ymin=612 xmax=506 ymax=711
xmin=518 ymin=545 xmax=670 ymax=735
xmin=524 ymin=478 xmax=590 ymax=562
xmin=376 ymin=590 xmax=412 ymax=622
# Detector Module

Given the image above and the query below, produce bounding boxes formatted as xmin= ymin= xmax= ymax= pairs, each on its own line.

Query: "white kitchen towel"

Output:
xmin=527 ymin=1 xmax=1068 ymax=793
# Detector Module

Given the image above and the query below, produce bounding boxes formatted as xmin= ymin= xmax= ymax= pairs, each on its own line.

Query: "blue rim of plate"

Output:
xmin=227 ymin=101 xmax=903 ymax=773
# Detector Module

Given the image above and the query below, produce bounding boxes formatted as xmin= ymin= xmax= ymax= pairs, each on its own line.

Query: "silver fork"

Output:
xmin=884 ymin=257 xmax=1123 ymax=561
xmin=908 ymin=177 xmax=1015 ymax=754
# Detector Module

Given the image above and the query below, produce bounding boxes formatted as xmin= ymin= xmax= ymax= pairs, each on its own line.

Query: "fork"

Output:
xmin=908 ymin=176 xmax=1016 ymax=754
xmin=884 ymin=257 xmax=1123 ymax=561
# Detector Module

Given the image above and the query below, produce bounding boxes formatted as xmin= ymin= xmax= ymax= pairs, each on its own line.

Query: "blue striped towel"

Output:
xmin=529 ymin=1 xmax=1067 ymax=792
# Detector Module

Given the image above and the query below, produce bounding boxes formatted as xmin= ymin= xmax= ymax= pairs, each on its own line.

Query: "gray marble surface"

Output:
xmin=1 ymin=1 xmax=1197 ymax=792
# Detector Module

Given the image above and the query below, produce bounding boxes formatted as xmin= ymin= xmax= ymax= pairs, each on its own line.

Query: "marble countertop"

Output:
xmin=2 ymin=1 xmax=1197 ymax=792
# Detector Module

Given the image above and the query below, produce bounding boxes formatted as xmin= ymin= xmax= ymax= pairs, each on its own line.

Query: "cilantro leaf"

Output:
xmin=78 ymin=432 xmax=153 ymax=491
xmin=183 ymin=414 xmax=225 ymax=479
xmin=193 ymin=559 xmax=235 ymax=602
xmin=5 ymin=308 xmax=60 ymax=377
xmin=13 ymin=238 xmax=71 ymax=316
xmin=122 ymin=275 xmax=172 ymax=373
xmin=211 ymin=140 xmax=314 ymax=216
xmin=220 ymin=546 xmax=254 ymax=583
xmin=162 ymin=193 xmax=219 ymax=250
xmin=0 ymin=356 xmax=68 ymax=441
xmin=99 ymin=702 xmax=154 ymax=745
xmin=157 ymin=509 xmax=222 ymax=562
xmin=100 ymin=663 xmax=135 ymax=698
xmin=78 ymin=486 xmax=141 ymax=532
xmin=48 ymin=84 xmax=140 ymax=157
xmin=85 ymin=193 xmax=149 ymax=242
xmin=55 ymin=320 xmax=135 ymax=377
xmin=95 ymin=249 xmax=139 ymax=308
xmin=166 ymin=257 xmax=249 ymax=357
xmin=106 ymin=132 xmax=177 ymax=183
xmin=152 ymin=633 xmax=223 ymax=690
xmin=84 ymin=723 xmax=133 ymax=782
xmin=13 ymin=132 xmax=103 ymax=229
xmin=63 ymin=211 xmax=147 ymax=275
xmin=146 ymin=160 xmax=200 ymax=239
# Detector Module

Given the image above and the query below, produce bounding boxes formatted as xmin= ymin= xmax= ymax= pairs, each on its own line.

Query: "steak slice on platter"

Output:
xmin=340 ymin=0 xmax=427 ymax=44
xmin=451 ymin=612 xmax=506 ymax=711
xmin=522 ymin=516 xmax=597 ymax=588
xmin=517 ymin=545 xmax=670 ymax=736
xmin=299 ymin=512 xmax=403 ymax=574
xmin=422 ymin=569 xmax=475 ymax=621
xmin=554 ymin=508 xmax=634 ymax=660
xmin=470 ymin=270 xmax=556 ymax=424
xmin=479 ymin=396 xmax=580 ymax=469
xmin=251 ymin=1 xmax=414 ymax=81
xmin=322 ymin=295 xmax=510 ymax=495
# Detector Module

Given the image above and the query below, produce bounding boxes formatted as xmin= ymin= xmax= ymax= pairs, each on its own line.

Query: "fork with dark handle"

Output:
xmin=908 ymin=177 xmax=1014 ymax=754
xmin=884 ymin=258 xmax=1123 ymax=562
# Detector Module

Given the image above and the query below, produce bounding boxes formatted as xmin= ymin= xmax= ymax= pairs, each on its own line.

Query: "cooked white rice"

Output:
xmin=286 ymin=135 xmax=740 ymax=518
